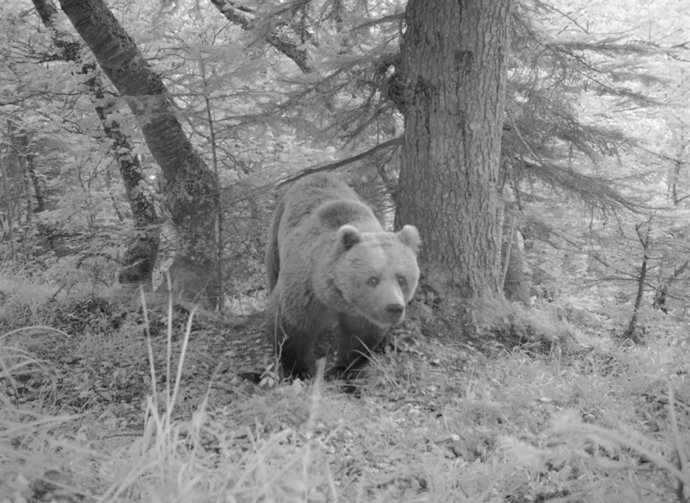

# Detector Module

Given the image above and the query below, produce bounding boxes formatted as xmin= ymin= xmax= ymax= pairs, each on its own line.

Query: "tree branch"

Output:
xmin=279 ymin=136 xmax=403 ymax=186
xmin=209 ymin=0 xmax=313 ymax=74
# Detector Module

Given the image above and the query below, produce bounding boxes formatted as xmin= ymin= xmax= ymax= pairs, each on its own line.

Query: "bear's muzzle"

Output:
xmin=383 ymin=302 xmax=405 ymax=324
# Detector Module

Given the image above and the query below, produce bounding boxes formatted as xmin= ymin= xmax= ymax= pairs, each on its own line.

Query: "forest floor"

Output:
xmin=1 ymin=282 xmax=689 ymax=502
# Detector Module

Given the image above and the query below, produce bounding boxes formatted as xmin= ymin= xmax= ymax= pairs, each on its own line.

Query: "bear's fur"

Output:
xmin=265 ymin=173 xmax=421 ymax=378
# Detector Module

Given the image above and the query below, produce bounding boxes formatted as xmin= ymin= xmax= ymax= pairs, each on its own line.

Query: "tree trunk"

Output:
xmin=0 ymin=146 xmax=16 ymax=262
xmin=33 ymin=0 xmax=160 ymax=286
xmin=59 ymin=0 xmax=221 ymax=306
xmin=23 ymin=139 xmax=46 ymax=214
xmin=92 ymin=84 xmax=160 ymax=287
xmin=502 ymin=226 xmax=531 ymax=305
xmin=624 ymin=222 xmax=651 ymax=342
xmin=396 ymin=0 xmax=510 ymax=302
xmin=653 ymin=259 xmax=688 ymax=313
xmin=6 ymin=119 xmax=63 ymax=257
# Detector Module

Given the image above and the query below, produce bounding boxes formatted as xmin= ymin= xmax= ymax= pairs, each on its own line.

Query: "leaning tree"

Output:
xmin=33 ymin=0 xmax=161 ymax=287
xmin=58 ymin=0 xmax=221 ymax=306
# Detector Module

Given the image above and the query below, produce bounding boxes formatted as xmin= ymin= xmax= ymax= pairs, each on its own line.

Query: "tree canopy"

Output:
xmin=0 ymin=0 xmax=688 ymax=321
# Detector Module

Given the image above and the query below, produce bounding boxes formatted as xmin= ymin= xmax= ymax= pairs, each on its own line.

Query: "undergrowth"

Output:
xmin=1 ymin=270 xmax=689 ymax=502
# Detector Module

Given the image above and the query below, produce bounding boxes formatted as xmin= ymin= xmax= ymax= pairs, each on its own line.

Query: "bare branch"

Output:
xmin=279 ymin=136 xmax=403 ymax=186
xmin=209 ymin=0 xmax=313 ymax=74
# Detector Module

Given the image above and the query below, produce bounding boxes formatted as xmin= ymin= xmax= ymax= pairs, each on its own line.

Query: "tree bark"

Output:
xmin=59 ymin=0 xmax=221 ymax=306
xmin=33 ymin=0 xmax=160 ymax=286
xmin=396 ymin=0 xmax=510 ymax=300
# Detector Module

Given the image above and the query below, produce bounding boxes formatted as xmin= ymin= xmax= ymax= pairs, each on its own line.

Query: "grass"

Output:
xmin=1 ymin=273 xmax=689 ymax=502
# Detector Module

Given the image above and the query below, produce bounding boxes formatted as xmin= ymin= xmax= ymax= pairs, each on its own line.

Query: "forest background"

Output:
xmin=1 ymin=0 xmax=689 ymax=502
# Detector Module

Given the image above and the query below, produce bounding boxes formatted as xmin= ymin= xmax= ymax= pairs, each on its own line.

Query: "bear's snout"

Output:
xmin=384 ymin=303 xmax=405 ymax=323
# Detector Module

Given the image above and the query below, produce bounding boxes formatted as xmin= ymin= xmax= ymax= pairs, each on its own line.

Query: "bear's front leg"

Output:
xmin=266 ymin=301 xmax=315 ymax=379
xmin=273 ymin=322 xmax=315 ymax=379
xmin=330 ymin=312 xmax=386 ymax=378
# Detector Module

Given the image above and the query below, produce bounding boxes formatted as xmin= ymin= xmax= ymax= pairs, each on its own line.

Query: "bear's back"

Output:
xmin=316 ymin=200 xmax=381 ymax=232
xmin=281 ymin=174 xmax=379 ymax=234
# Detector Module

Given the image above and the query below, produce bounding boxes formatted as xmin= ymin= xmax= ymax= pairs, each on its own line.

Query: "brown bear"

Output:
xmin=265 ymin=173 xmax=421 ymax=378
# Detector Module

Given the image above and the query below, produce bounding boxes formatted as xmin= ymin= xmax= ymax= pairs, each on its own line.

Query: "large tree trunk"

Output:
xmin=396 ymin=0 xmax=510 ymax=301
xmin=59 ymin=0 xmax=221 ymax=306
xmin=33 ymin=0 xmax=160 ymax=287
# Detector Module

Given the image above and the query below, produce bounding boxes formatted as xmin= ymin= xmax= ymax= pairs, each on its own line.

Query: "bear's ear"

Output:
xmin=337 ymin=225 xmax=362 ymax=250
xmin=397 ymin=225 xmax=421 ymax=253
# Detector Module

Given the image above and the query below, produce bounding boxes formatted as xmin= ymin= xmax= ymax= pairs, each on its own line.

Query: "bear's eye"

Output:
xmin=367 ymin=276 xmax=380 ymax=287
xmin=397 ymin=275 xmax=407 ymax=288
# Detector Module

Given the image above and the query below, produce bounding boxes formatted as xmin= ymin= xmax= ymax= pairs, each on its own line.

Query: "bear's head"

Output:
xmin=332 ymin=224 xmax=421 ymax=327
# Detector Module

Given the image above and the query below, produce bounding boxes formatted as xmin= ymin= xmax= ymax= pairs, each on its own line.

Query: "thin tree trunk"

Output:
xmin=199 ymin=57 xmax=224 ymax=310
xmin=24 ymin=140 xmax=46 ymax=214
xmin=7 ymin=119 xmax=63 ymax=255
xmin=669 ymin=124 xmax=687 ymax=206
xmin=396 ymin=0 xmax=510 ymax=300
xmin=653 ymin=259 xmax=689 ymax=313
xmin=0 ymin=140 xmax=16 ymax=262
xmin=59 ymin=0 xmax=221 ymax=306
xmin=33 ymin=0 xmax=160 ymax=286
xmin=624 ymin=222 xmax=651 ymax=341
xmin=503 ymin=226 xmax=531 ymax=305
xmin=8 ymin=126 xmax=41 ymax=219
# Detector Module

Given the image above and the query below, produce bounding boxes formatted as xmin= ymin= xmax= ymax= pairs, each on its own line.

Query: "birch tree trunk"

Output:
xmin=33 ymin=0 xmax=160 ymax=286
xmin=396 ymin=0 xmax=510 ymax=302
xmin=59 ymin=0 xmax=221 ymax=306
